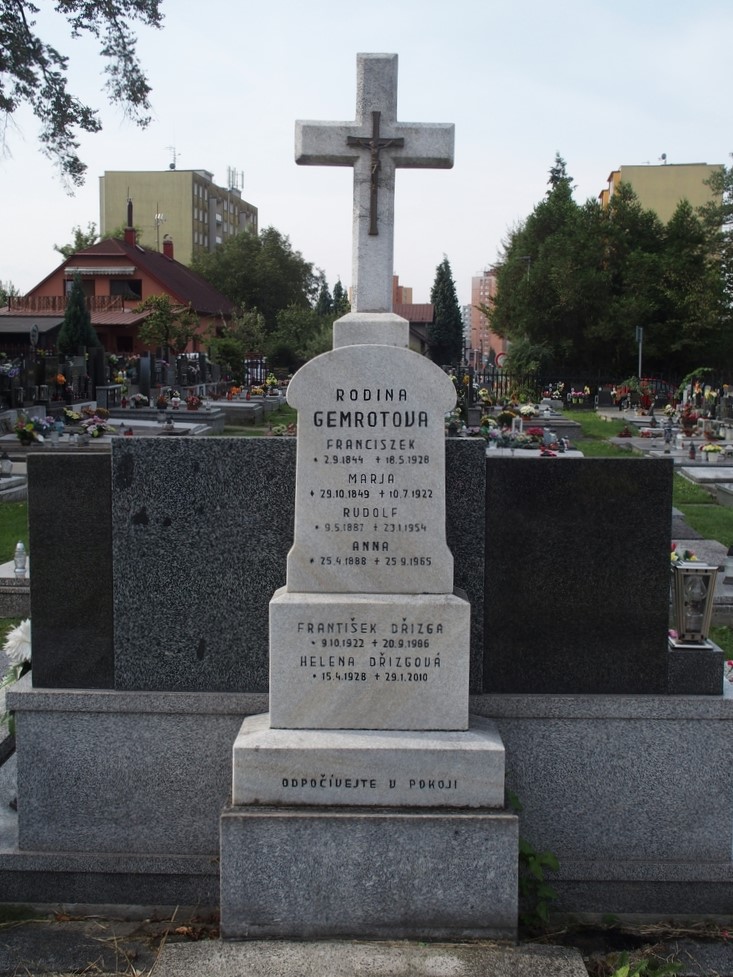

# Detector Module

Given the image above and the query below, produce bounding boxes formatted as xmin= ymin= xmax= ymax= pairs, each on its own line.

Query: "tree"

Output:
xmin=698 ymin=163 xmax=733 ymax=372
xmin=486 ymin=155 xmax=725 ymax=377
xmin=54 ymin=222 xmax=99 ymax=258
xmin=332 ymin=279 xmax=351 ymax=317
xmin=314 ymin=278 xmax=333 ymax=317
xmin=107 ymin=222 xmax=143 ymax=243
xmin=206 ymin=308 xmax=267 ymax=382
xmin=487 ymin=157 xmax=611 ymax=373
xmin=547 ymin=152 xmax=571 ymax=191
xmin=267 ymin=305 xmax=332 ymax=372
xmin=652 ymin=199 xmax=720 ymax=374
xmin=57 ymin=274 xmax=100 ymax=355
xmin=428 ymin=257 xmax=463 ymax=365
xmin=0 ymin=280 xmax=19 ymax=307
xmin=136 ymin=295 xmax=198 ymax=357
xmin=191 ymin=227 xmax=317 ymax=331
xmin=1 ymin=1 xmax=163 ymax=187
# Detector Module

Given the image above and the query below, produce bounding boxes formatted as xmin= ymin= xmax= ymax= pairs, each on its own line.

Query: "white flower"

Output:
xmin=3 ymin=619 xmax=31 ymax=665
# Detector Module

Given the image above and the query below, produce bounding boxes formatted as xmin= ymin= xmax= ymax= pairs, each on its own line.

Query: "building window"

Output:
xmin=65 ymin=278 xmax=95 ymax=298
xmin=110 ymin=279 xmax=142 ymax=300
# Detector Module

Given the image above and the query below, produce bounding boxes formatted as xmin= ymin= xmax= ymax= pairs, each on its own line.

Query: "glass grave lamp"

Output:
xmin=670 ymin=561 xmax=718 ymax=645
xmin=14 ymin=541 xmax=27 ymax=579
xmin=0 ymin=451 xmax=12 ymax=478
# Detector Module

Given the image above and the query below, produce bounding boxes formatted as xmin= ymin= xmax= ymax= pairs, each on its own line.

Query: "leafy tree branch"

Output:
xmin=0 ymin=0 xmax=163 ymax=187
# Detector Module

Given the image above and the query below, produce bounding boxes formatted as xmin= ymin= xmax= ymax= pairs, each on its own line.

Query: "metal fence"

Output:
xmin=448 ymin=367 xmax=676 ymax=408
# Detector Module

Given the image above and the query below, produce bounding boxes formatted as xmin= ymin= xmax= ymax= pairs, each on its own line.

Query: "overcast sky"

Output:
xmin=1 ymin=0 xmax=731 ymax=307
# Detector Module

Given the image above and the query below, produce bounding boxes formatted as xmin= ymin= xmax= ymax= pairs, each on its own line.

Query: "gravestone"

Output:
xmin=220 ymin=53 xmax=517 ymax=941
xmin=137 ymin=353 xmax=152 ymax=400
xmin=484 ymin=457 xmax=672 ymax=694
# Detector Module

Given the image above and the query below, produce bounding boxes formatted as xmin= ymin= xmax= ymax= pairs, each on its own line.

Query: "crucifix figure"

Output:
xmin=346 ymin=110 xmax=404 ymax=236
xmin=295 ymin=53 xmax=454 ymax=314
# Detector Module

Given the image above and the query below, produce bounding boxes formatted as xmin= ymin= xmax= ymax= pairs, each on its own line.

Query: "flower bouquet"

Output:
xmin=496 ymin=409 xmax=517 ymax=428
xmin=519 ymin=403 xmax=539 ymax=418
xmin=679 ymin=403 xmax=699 ymax=433
xmin=671 ymin=543 xmax=697 ymax=564
xmin=14 ymin=414 xmax=52 ymax=444
xmin=186 ymin=394 xmax=202 ymax=411
xmin=63 ymin=407 xmax=82 ymax=425
xmin=80 ymin=414 xmax=117 ymax=438
xmin=1 ymin=619 xmax=31 ymax=733
xmin=131 ymin=393 xmax=149 ymax=407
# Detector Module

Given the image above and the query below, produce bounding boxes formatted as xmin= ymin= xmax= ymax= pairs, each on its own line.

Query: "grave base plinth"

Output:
xmin=220 ymin=804 xmax=518 ymax=940
xmin=232 ymin=713 xmax=505 ymax=807
xmin=269 ymin=590 xmax=470 ymax=730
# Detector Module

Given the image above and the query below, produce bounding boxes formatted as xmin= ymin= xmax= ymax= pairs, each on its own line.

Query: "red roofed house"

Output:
xmin=392 ymin=275 xmax=433 ymax=355
xmin=0 ymin=221 xmax=233 ymax=356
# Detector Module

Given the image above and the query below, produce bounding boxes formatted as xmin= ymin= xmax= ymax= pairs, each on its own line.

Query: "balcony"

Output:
xmin=9 ymin=295 xmax=126 ymax=313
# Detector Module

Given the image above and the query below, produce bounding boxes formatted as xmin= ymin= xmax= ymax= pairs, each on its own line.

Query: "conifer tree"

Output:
xmin=332 ymin=279 xmax=351 ymax=316
xmin=428 ymin=257 xmax=463 ymax=365
xmin=57 ymin=275 xmax=100 ymax=355
xmin=315 ymin=280 xmax=333 ymax=317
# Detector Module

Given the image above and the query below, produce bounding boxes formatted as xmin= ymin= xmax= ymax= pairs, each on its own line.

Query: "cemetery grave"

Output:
xmin=1 ymin=51 xmax=733 ymax=976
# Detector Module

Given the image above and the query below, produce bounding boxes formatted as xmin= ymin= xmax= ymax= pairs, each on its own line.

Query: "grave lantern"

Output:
xmin=670 ymin=561 xmax=718 ymax=644
xmin=13 ymin=541 xmax=27 ymax=579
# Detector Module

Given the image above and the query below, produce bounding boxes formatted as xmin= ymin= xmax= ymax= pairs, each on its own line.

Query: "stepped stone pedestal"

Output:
xmin=220 ymin=337 xmax=517 ymax=939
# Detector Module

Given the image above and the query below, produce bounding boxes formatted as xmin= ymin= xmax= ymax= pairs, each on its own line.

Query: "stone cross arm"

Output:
xmin=295 ymin=120 xmax=455 ymax=170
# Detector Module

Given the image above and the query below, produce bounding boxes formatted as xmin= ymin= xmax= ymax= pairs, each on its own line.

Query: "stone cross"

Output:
xmin=295 ymin=53 xmax=454 ymax=314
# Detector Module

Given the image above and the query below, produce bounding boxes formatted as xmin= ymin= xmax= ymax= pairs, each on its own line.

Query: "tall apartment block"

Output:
xmin=469 ymin=266 xmax=507 ymax=369
xmin=99 ymin=169 xmax=258 ymax=266
xmin=598 ymin=162 xmax=722 ymax=222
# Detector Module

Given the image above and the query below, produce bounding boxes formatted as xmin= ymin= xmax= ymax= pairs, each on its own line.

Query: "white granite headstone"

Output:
xmin=269 ymin=590 xmax=470 ymax=730
xmin=285 ymin=344 xmax=457 ymax=594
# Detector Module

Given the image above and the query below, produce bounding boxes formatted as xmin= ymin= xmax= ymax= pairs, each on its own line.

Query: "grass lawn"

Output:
xmin=0 ymin=501 xmax=29 ymax=563
xmin=711 ymin=626 xmax=733 ymax=657
xmin=570 ymin=410 xmax=635 ymax=457
xmin=569 ymin=410 xmax=733 ymax=546
xmin=211 ymin=404 xmax=298 ymax=437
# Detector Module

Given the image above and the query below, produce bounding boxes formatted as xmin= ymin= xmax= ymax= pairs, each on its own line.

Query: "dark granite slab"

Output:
xmin=111 ymin=438 xmax=486 ymax=694
xmin=112 ymin=438 xmax=296 ymax=692
xmin=484 ymin=457 xmax=674 ymax=694
xmin=668 ymin=642 xmax=724 ymax=694
xmin=28 ymin=452 xmax=113 ymax=688
xmin=446 ymin=438 xmax=486 ymax=693
xmin=29 ymin=442 xmax=687 ymax=697
xmin=24 ymin=439 xmax=487 ymax=694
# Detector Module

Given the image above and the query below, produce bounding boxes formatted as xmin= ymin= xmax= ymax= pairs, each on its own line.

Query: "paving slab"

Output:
xmin=0 ymin=917 xmax=160 ymax=976
xmin=151 ymin=939 xmax=588 ymax=977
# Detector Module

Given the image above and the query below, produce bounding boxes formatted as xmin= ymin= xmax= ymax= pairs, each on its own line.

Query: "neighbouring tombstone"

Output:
xmin=87 ymin=347 xmax=106 ymax=392
xmin=197 ymin=352 xmax=208 ymax=385
xmin=220 ymin=52 xmax=517 ymax=942
xmin=138 ymin=353 xmax=152 ymax=400
xmin=484 ymin=457 xmax=672 ymax=694
xmin=28 ymin=453 xmax=114 ymax=688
